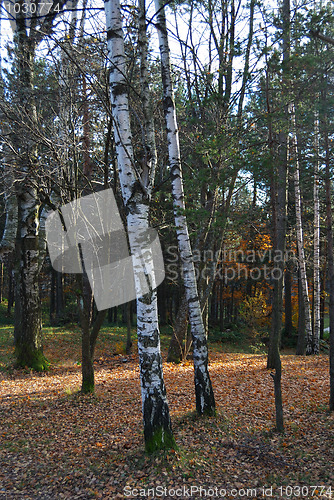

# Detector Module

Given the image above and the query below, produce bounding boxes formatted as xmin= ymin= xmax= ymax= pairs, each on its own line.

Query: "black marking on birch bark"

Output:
xmin=112 ymin=83 xmax=127 ymax=98
xmin=23 ymin=237 xmax=38 ymax=251
xmin=193 ymin=337 xmax=207 ymax=350
xmin=126 ymin=181 xmax=150 ymax=210
xmin=107 ymin=29 xmax=122 ymax=41
xmin=163 ymin=96 xmax=174 ymax=114
xmin=139 ymin=334 xmax=159 ymax=350
xmin=194 ymin=366 xmax=216 ymax=415
xmin=138 ymin=289 xmax=153 ymax=304
xmin=188 ymin=296 xmax=199 ymax=304
xmin=170 ymin=171 xmax=181 ymax=182
xmin=155 ymin=22 xmax=168 ymax=38
xmin=143 ymin=386 xmax=172 ymax=444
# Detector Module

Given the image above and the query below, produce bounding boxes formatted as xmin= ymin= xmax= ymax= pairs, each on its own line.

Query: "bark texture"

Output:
xmin=105 ymin=0 xmax=175 ymax=451
xmin=289 ymin=104 xmax=312 ymax=356
xmin=14 ymin=188 xmax=48 ymax=370
xmin=313 ymin=114 xmax=321 ymax=355
xmin=13 ymin=16 xmax=48 ymax=370
xmin=154 ymin=0 xmax=215 ymax=416
xmin=266 ymin=0 xmax=291 ymax=432
xmin=323 ymin=100 xmax=334 ymax=411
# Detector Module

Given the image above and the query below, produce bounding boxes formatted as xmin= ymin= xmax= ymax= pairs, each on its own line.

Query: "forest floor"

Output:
xmin=0 ymin=320 xmax=333 ymax=499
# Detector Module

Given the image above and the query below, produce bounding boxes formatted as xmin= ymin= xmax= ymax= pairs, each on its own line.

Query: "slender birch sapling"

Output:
xmin=154 ymin=0 xmax=216 ymax=416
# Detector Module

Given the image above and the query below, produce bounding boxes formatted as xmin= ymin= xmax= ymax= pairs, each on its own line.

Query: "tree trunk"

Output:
xmin=266 ymin=0 xmax=291 ymax=433
xmin=14 ymin=189 xmax=48 ymax=370
xmin=0 ymin=169 xmax=18 ymax=259
xmin=154 ymin=0 xmax=215 ymax=416
xmin=105 ymin=0 xmax=175 ymax=452
xmin=167 ymin=293 xmax=189 ymax=363
xmin=284 ymin=266 xmax=293 ymax=339
xmin=90 ymin=310 xmax=107 ymax=359
xmin=313 ymin=113 xmax=321 ymax=355
xmin=271 ymin=356 xmax=284 ymax=433
xmin=125 ymin=301 xmax=132 ymax=355
xmin=289 ymin=104 xmax=313 ymax=355
xmin=0 ymin=262 xmax=3 ymax=302
xmin=81 ymin=304 xmax=107 ymax=395
xmin=50 ymin=268 xmax=56 ymax=324
xmin=158 ymin=280 xmax=167 ymax=325
xmin=320 ymin=262 xmax=326 ymax=340
xmin=267 ymin=129 xmax=287 ymax=375
xmin=56 ymin=271 xmax=64 ymax=324
xmin=12 ymin=16 xmax=48 ymax=370
xmin=80 ymin=271 xmax=95 ymax=394
xmin=323 ymin=98 xmax=334 ymax=411
xmin=108 ymin=306 xmax=117 ymax=324
xmin=219 ymin=280 xmax=225 ymax=331
xmin=296 ymin=268 xmax=306 ymax=355
xmin=7 ymin=264 xmax=15 ymax=315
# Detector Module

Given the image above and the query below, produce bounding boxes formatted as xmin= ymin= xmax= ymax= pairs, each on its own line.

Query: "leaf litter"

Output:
xmin=0 ymin=351 xmax=333 ymax=499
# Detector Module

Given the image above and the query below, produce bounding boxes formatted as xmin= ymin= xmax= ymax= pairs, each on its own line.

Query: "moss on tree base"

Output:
xmin=81 ymin=379 xmax=95 ymax=394
xmin=145 ymin=427 xmax=177 ymax=454
xmin=199 ymin=407 xmax=217 ymax=417
xmin=15 ymin=346 xmax=50 ymax=371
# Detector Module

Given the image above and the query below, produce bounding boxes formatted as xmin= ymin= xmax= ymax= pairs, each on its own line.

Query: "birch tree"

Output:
xmin=313 ymin=112 xmax=321 ymax=355
xmin=166 ymin=0 xmax=255 ymax=361
xmin=154 ymin=0 xmax=215 ymax=416
xmin=104 ymin=0 xmax=175 ymax=451
xmin=289 ymin=104 xmax=313 ymax=356
xmin=0 ymin=146 xmax=18 ymax=260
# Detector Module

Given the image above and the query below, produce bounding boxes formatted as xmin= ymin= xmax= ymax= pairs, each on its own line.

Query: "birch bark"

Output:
xmin=167 ymin=0 xmax=255 ymax=361
xmin=154 ymin=0 xmax=215 ymax=415
xmin=313 ymin=113 xmax=321 ymax=355
xmin=105 ymin=0 xmax=175 ymax=451
xmin=289 ymin=104 xmax=313 ymax=355
xmin=138 ymin=0 xmax=157 ymax=193
xmin=0 ymin=41 xmax=18 ymax=270
xmin=0 ymin=161 xmax=18 ymax=258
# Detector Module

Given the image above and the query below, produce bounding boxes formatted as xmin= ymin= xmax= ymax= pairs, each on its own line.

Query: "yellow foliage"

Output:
xmin=114 ymin=342 xmax=126 ymax=355
xmin=239 ymin=291 xmax=271 ymax=332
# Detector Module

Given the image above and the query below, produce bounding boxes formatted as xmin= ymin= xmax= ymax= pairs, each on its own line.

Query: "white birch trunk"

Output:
xmin=154 ymin=0 xmax=215 ymax=415
xmin=138 ymin=0 xmax=158 ymax=193
xmin=313 ymin=113 xmax=321 ymax=355
xmin=0 ymin=78 xmax=18 ymax=257
xmin=105 ymin=0 xmax=175 ymax=452
xmin=289 ymin=103 xmax=313 ymax=355
xmin=0 ymin=166 xmax=18 ymax=258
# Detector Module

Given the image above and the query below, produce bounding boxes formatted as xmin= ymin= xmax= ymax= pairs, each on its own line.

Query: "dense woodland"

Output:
xmin=0 ymin=0 xmax=334 ymax=474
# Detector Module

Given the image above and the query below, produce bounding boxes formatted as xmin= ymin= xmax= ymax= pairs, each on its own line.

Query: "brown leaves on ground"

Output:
xmin=0 ymin=352 xmax=333 ymax=499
